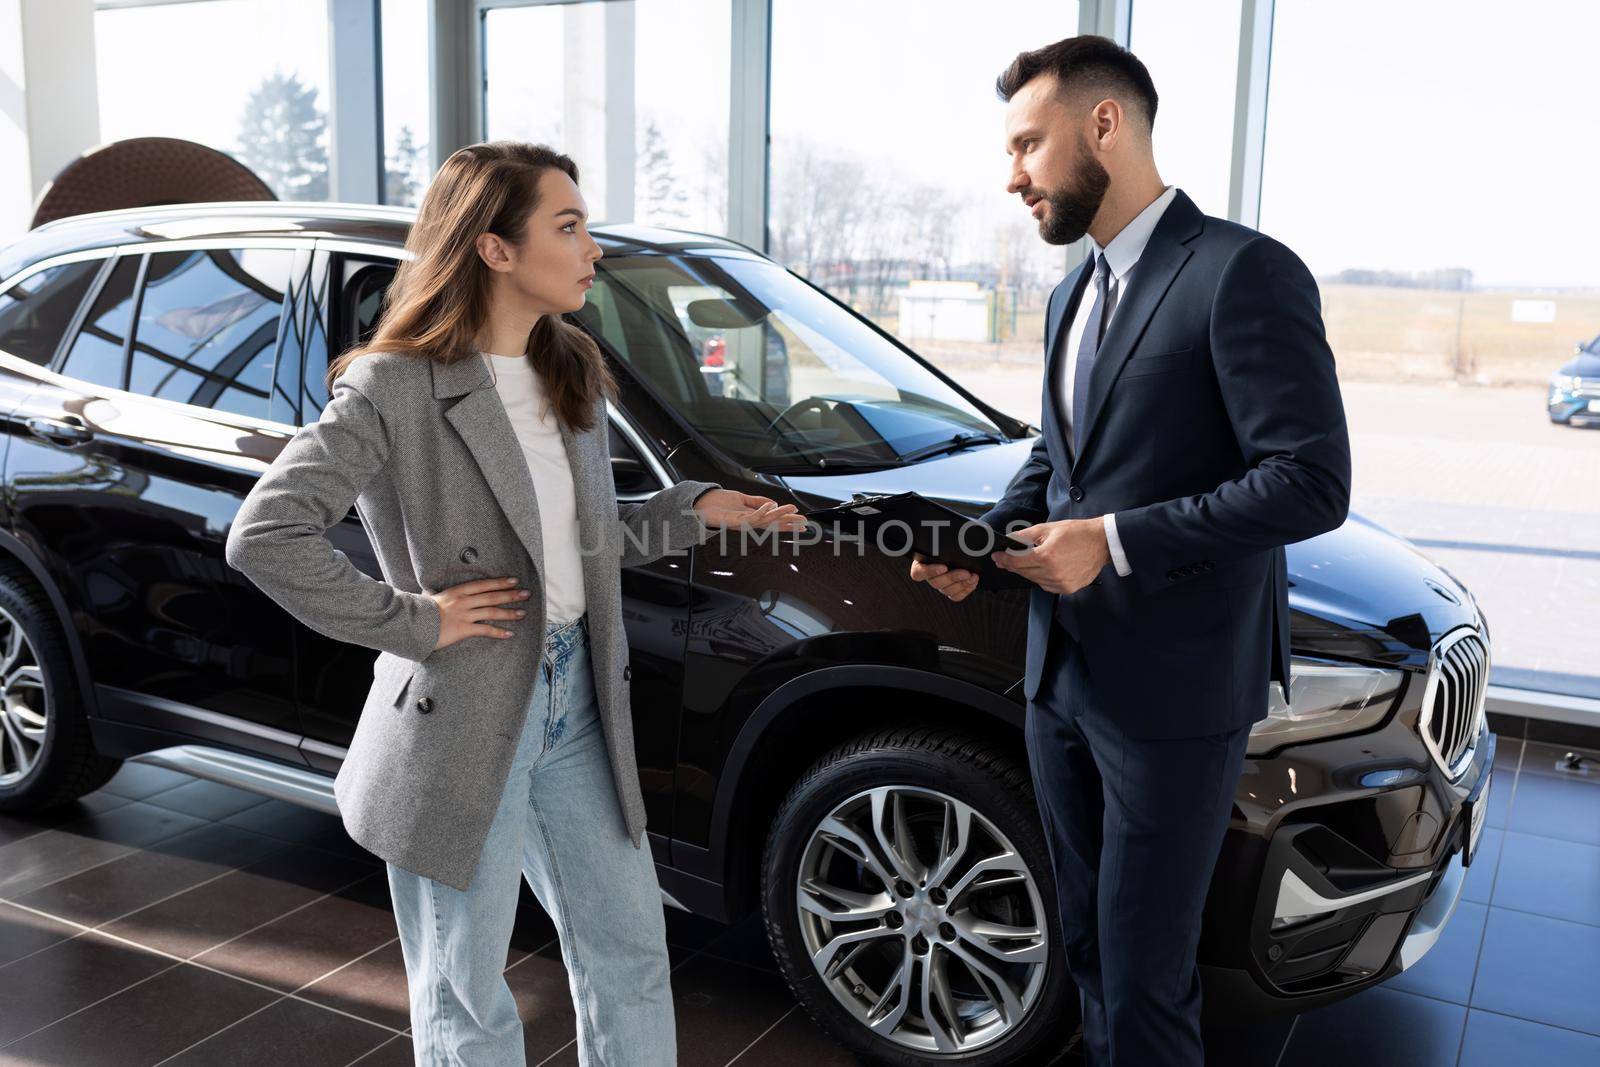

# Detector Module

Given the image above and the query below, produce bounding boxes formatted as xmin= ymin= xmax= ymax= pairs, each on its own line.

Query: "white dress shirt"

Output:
xmin=483 ymin=350 xmax=586 ymax=624
xmin=1057 ymin=184 xmax=1179 ymax=578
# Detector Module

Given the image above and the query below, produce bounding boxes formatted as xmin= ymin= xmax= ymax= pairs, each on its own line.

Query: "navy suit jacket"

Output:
xmin=980 ymin=190 xmax=1351 ymax=739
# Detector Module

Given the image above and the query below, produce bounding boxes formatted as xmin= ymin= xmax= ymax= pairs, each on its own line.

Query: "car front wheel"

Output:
xmin=761 ymin=725 xmax=1078 ymax=1065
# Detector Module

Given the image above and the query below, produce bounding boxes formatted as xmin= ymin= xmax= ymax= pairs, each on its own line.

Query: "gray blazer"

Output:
xmin=224 ymin=350 xmax=719 ymax=890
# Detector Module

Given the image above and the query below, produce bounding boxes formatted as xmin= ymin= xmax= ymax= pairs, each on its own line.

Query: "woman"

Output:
xmin=224 ymin=142 xmax=804 ymax=1065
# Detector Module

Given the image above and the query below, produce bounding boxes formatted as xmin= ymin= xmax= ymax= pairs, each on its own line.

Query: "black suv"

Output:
xmin=0 ymin=203 xmax=1494 ymax=1065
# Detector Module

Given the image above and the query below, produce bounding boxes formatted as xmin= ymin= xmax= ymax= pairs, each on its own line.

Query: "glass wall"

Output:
xmin=1129 ymin=0 xmax=1241 ymax=220
xmin=1261 ymin=0 xmax=1600 ymax=697
xmin=94 ymin=0 xmax=332 ymax=200
xmin=482 ymin=0 xmax=730 ymax=234
xmin=768 ymin=0 xmax=1079 ymax=425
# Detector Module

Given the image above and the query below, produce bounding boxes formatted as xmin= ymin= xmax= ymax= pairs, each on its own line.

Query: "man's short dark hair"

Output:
xmin=996 ymin=35 xmax=1159 ymax=132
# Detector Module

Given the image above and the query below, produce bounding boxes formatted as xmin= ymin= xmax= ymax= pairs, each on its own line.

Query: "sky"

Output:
xmin=6 ymin=0 xmax=1596 ymax=292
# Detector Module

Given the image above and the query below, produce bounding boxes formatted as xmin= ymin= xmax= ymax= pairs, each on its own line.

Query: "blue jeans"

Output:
xmin=386 ymin=614 xmax=677 ymax=1066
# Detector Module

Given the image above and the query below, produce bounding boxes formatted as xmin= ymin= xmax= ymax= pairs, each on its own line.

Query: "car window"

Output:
xmin=664 ymin=282 xmax=810 ymax=408
xmin=269 ymin=255 xmax=310 ymax=426
xmin=345 ymin=262 xmax=393 ymax=349
xmin=59 ymin=255 xmax=141 ymax=389
xmin=296 ymin=253 xmax=335 ymax=421
xmin=572 ymin=254 xmax=1001 ymax=471
xmin=291 ymin=257 xmax=394 ymax=423
xmin=580 ymin=270 xmax=707 ymax=408
xmin=0 ymin=259 xmax=104 ymax=367
xmin=128 ymin=248 xmax=294 ymax=420
xmin=583 ymin=275 xmax=631 ymax=359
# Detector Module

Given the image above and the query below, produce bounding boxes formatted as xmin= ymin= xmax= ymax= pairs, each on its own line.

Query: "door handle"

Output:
xmin=25 ymin=415 xmax=93 ymax=446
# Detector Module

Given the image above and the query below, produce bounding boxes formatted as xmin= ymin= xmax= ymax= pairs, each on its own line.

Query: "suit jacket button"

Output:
xmin=1068 ymin=485 xmax=1084 ymax=502
xmin=622 ymin=665 xmax=632 ymax=681
xmin=416 ymin=696 xmax=434 ymax=713
xmin=459 ymin=546 xmax=478 ymax=564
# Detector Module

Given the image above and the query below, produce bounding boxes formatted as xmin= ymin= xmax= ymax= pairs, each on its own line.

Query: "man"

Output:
xmin=908 ymin=35 xmax=1351 ymax=1066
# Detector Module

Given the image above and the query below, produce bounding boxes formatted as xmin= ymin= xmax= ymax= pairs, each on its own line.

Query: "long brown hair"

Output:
xmin=328 ymin=141 xmax=616 ymax=433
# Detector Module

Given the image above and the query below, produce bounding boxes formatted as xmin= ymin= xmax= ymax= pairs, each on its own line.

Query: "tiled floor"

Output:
xmin=0 ymin=727 xmax=1595 ymax=1066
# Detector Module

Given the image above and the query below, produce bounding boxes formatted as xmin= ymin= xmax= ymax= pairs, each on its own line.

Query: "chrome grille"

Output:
xmin=1419 ymin=628 xmax=1490 ymax=779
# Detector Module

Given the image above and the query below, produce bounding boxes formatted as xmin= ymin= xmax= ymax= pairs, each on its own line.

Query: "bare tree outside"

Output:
xmin=768 ymin=135 xmax=1060 ymax=358
xmin=638 ymin=119 xmax=689 ymax=223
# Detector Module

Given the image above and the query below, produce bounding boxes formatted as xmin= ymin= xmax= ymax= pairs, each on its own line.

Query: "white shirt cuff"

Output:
xmin=1104 ymin=513 xmax=1132 ymax=577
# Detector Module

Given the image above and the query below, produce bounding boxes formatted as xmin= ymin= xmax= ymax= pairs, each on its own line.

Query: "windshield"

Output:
xmin=573 ymin=253 xmax=1003 ymax=471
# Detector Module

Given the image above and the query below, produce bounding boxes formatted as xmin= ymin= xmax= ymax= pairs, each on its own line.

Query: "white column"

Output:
xmin=560 ymin=1 xmax=634 ymax=225
xmin=429 ymin=0 xmax=475 ymax=169
xmin=1227 ymin=0 xmax=1275 ymax=228
xmin=726 ymin=0 xmax=769 ymax=250
xmin=1058 ymin=0 xmax=1132 ymax=276
xmin=1083 ymin=0 xmax=1132 ymax=46
xmin=0 ymin=0 xmax=100 ymax=239
xmin=328 ymin=0 xmax=384 ymax=204
xmin=601 ymin=0 xmax=634 ymax=225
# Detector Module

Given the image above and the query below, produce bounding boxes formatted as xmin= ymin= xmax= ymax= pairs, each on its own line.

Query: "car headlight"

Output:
xmin=1248 ymin=658 xmax=1405 ymax=753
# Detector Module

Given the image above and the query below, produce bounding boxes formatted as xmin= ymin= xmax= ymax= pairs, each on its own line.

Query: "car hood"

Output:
xmin=782 ymin=438 xmax=1481 ymax=663
xmin=1557 ymin=351 xmax=1600 ymax=377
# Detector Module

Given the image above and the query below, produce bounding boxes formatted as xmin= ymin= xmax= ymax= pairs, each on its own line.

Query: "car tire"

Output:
xmin=0 ymin=567 xmax=121 ymax=811
xmin=761 ymin=725 xmax=1078 ymax=1065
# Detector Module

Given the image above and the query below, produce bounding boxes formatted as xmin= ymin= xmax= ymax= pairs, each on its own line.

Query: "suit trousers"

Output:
xmin=1025 ymin=622 xmax=1250 ymax=1066
xmin=386 ymin=614 xmax=676 ymax=1066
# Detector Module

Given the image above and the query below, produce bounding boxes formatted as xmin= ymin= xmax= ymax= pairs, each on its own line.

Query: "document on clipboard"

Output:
xmin=802 ymin=491 xmax=1036 ymax=591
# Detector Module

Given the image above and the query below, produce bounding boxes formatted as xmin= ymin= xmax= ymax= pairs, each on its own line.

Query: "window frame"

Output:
xmin=606 ymin=400 xmax=670 ymax=502
xmin=0 ymin=251 xmax=117 ymax=372
xmin=53 ymin=251 xmax=146 ymax=394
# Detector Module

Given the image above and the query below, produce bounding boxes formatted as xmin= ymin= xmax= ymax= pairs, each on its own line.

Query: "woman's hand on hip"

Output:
xmin=429 ymin=576 xmax=533 ymax=649
xmin=692 ymin=489 xmax=808 ymax=532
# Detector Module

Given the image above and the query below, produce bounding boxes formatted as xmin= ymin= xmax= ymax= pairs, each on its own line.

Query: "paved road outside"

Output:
xmin=944 ymin=366 xmax=1600 ymax=698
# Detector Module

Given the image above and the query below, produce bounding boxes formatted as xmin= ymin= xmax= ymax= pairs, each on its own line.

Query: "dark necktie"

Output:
xmin=1056 ymin=253 xmax=1113 ymax=640
xmin=1070 ymin=253 xmax=1114 ymax=454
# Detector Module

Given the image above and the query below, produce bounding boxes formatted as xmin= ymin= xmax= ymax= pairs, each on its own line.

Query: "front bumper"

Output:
xmin=1201 ymin=723 xmax=1494 ymax=1021
xmin=1549 ymin=393 xmax=1600 ymax=425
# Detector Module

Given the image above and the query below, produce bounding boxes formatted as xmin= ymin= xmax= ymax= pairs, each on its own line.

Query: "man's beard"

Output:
xmin=1036 ymin=139 xmax=1111 ymax=246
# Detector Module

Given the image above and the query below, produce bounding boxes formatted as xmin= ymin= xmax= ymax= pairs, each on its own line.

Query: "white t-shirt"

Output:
xmin=483 ymin=350 xmax=586 ymax=624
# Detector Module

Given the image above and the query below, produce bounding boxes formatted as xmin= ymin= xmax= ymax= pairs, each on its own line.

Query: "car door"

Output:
xmin=289 ymin=246 xmax=397 ymax=772
xmin=0 ymin=253 xmax=116 ymax=524
xmin=5 ymin=241 xmax=308 ymax=763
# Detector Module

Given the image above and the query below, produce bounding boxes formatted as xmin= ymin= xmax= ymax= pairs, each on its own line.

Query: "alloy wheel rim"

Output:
xmin=795 ymin=785 xmax=1048 ymax=1054
xmin=0 ymin=612 xmax=47 ymax=787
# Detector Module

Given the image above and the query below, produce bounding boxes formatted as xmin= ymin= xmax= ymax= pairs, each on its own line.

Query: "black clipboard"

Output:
xmin=802 ymin=492 xmax=1035 ymax=591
